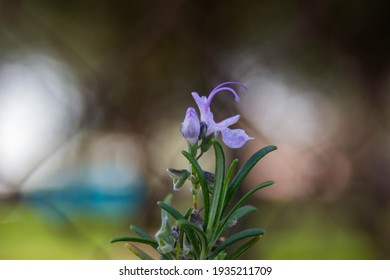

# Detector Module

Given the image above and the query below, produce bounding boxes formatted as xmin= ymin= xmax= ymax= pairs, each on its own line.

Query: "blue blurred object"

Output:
xmin=24 ymin=163 xmax=146 ymax=221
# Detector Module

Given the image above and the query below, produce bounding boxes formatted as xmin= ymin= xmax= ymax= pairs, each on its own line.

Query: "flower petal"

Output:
xmin=221 ymin=128 xmax=254 ymax=149
xmin=191 ymin=92 xmax=209 ymax=122
xmin=203 ymin=111 xmax=217 ymax=136
xmin=214 ymin=115 xmax=240 ymax=132
xmin=191 ymin=83 xmax=249 ymax=146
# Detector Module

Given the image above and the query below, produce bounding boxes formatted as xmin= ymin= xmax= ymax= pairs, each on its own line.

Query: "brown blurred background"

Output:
xmin=0 ymin=0 xmax=389 ymax=259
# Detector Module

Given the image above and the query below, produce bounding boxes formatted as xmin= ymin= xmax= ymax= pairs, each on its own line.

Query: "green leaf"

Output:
xmin=219 ymin=181 xmax=274 ymax=235
xmin=224 ymin=236 xmax=260 ymax=260
xmin=224 ymin=145 xmax=277 ymax=213
xmin=207 ymin=140 xmax=226 ymax=234
xmin=208 ymin=228 xmax=265 ymax=259
xmin=160 ymin=254 xmax=175 ymax=260
xmin=112 ymin=234 xmax=175 ymax=260
xmin=157 ymin=201 xmax=185 ymax=221
xmin=224 ymin=158 xmax=238 ymax=190
xmin=160 ymin=194 xmax=173 ymax=223
xmin=178 ymin=219 xmax=208 ymax=259
xmin=219 ymin=205 xmax=258 ymax=235
xmin=209 ymin=205 xmax=258 ymax=249
xmin=110 ymin=236 xmax=158 ymax=248
xmin=182 ymin=150 xmax=210 ymax=228
xmin=125 ymin=243 xmax=154 ymax=260
xmin=166 ymin=168 xmax=190 ymax=191
xmin=178 ymin=222 xmax=201 ymax=259
xmin=183 ymin=207 xmax=193 ymax=220
xmin=130 ymin=225 xmax=155 ymax=241
xmin=177 ymin=227 xmax=187 ymax=259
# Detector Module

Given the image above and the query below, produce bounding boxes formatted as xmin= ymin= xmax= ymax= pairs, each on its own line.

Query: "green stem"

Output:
xmin=191 ymin=165 xmax=199 ymax=209
xmin=189 ymin=143 xmax=199 ymax=209
xmin=182 ymin=151 xmax=210 ymax=230
xmin=192 ymin=191 xmax=198 ymax=209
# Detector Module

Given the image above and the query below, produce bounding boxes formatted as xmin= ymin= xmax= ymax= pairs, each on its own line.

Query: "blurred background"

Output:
xmin=0 ymin=0 xmax=389 ymax=259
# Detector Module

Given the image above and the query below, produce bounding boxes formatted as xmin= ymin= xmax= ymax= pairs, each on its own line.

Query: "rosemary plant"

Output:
xmin=111 ymin=82 xmax=277 ymax=260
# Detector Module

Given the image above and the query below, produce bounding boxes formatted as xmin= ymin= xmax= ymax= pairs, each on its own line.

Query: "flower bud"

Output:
xmin=180 ymin=107 xmax=200 ymax=145
xmin=155 ymin=216 xmax=174 ymax=254
xmin=166 ymin=168 xmax=190 ymax=191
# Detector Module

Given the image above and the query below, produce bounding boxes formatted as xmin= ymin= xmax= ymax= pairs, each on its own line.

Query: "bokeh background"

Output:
xmin=0 ymin=0 xmax=389 ymax=259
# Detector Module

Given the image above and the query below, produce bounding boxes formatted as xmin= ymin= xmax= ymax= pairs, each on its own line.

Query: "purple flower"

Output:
xmin=181 ymin=107 xmax=201 ymax=145
xmin=186 ymin=82 xmax=254 ymax=149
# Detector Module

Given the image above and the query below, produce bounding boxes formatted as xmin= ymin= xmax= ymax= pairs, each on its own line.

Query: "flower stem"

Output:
xmin=191 ymin=166 xmax=200 ymax=209
xmin=189 ymin=143 xmax=199 ymax=209
xmin=192 ymin=192 xmax=198 ymax=209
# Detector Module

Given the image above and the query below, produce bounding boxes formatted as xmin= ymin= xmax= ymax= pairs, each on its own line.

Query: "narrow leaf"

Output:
xmin=178 ymin=219 xmax=208 ymax=259
xmin=224 ymin=236 xmax=260 ymax=260
xmin=206 ymin=158 xmax=238 ymax=246
xmin=114 ymin=227 xmax=174 ymax=260
xmin=224 ymin=158 xmax=238 ymax=189
xmin=219 ymin=181 xmax=274 ymax=235
xmin=207 ymin=140 xmax=226 ymax=234
xmin=157 ymin=201 xmax=185 ymax=221
xmin=208 ymin=228 xmax=265 ymax=259
xmin=183 ymin=207 xmax=193 ymax=220
xmin=160 ymin=254 xmax=175 ymax=260
xmin=161 ymin=194 xmax=173 ymax=220
xmin=178 ymin=222 xmax=201 ymax=259
xmin=110 ymin=236 xmax=158 ymax=247
xmin=130 ymin=225 xmax=155 ymax=241
xmin=125 ymin=243 xmax=154 ymax=260
xmin=219 ymin=205 xmax=258 ymax=235
xmin=224 ymin=145 xmax=277 ymax=212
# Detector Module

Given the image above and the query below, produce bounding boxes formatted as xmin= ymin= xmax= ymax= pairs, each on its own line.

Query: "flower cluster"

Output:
xmin=181 ymin=82 xmax=254 ymax=149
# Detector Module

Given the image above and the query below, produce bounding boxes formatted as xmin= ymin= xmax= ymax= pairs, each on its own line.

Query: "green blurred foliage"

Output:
xmin=0 ymin=204 xmax=135 ymax=259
